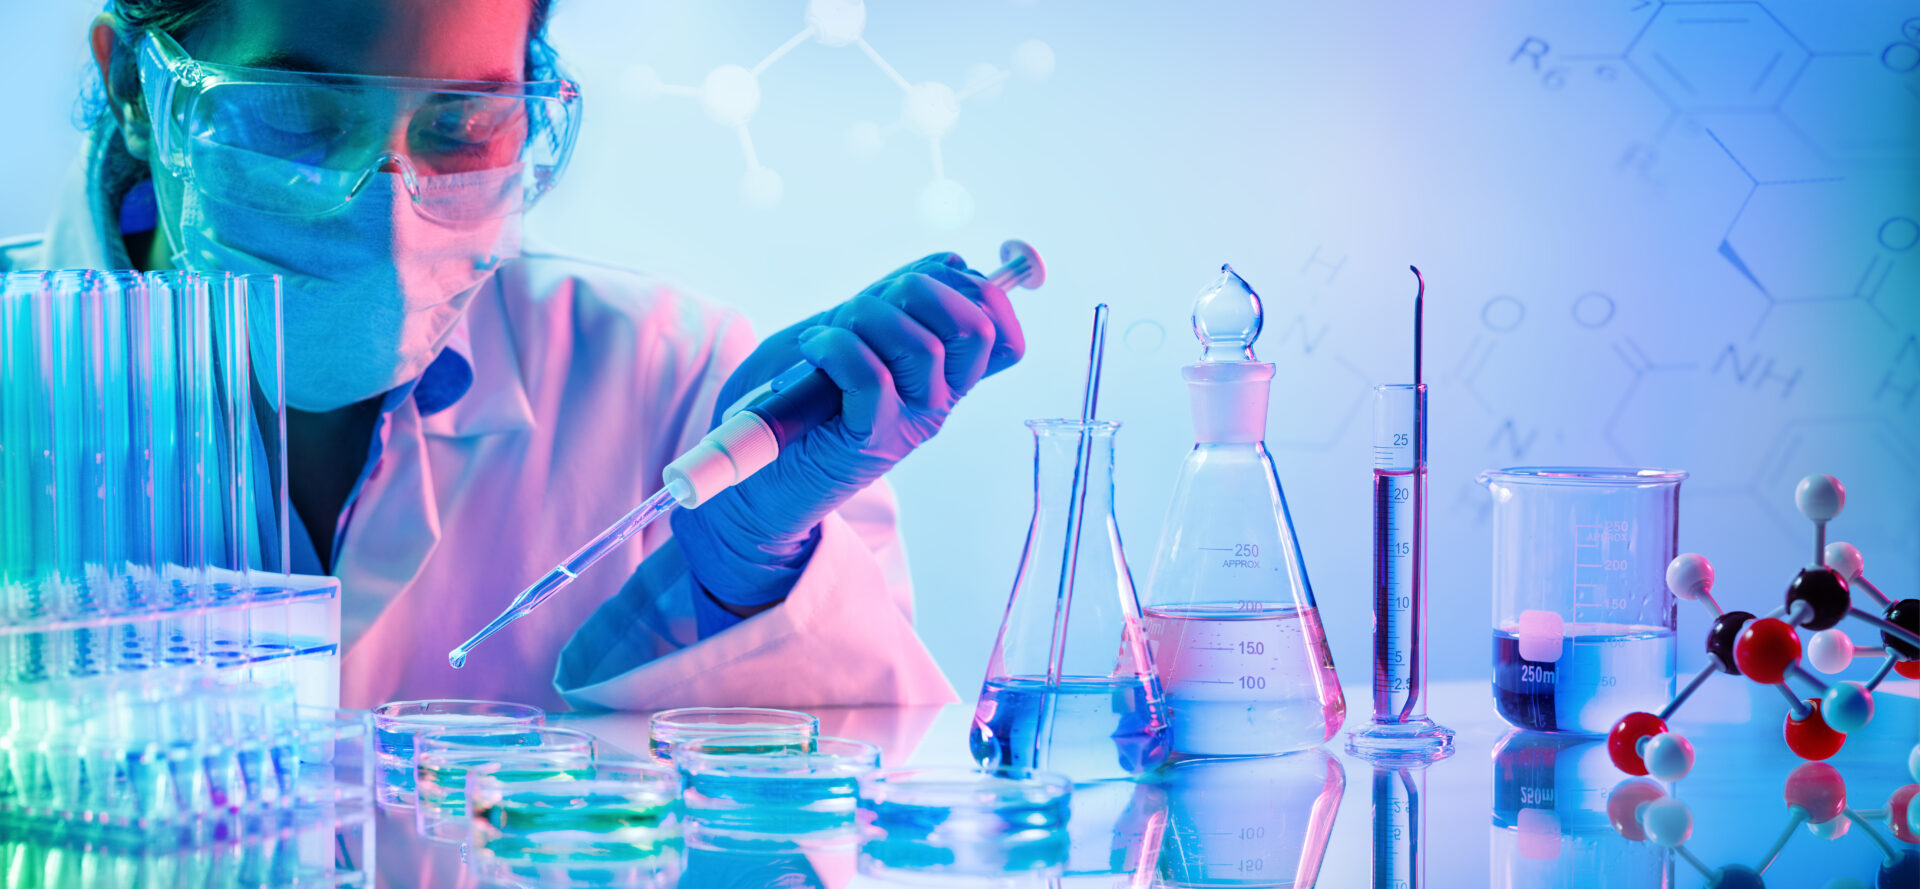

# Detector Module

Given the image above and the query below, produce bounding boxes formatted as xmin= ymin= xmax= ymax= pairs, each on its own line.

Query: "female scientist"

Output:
xmin=0 ymin=0 xmax=1021 ymax=710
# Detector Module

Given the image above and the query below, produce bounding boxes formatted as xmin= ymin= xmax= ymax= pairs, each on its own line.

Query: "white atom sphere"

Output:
xmin=621 ymin=64 xmax=664 ymax=98
xmin=1809 ymin=817 xmax=1851 ymax=840
xmin=1824 ymin=542 xmax=1864 ymax=579
xmin=1795 ymin=474 xmax=1845 ymax=522
xmin=845 ymin=121 xmax=885 ymax=160
xmin=902 ymin=81 xmax=961 ymax=138
xmin=1910 ymin=742 xmax=1920 ymax=783
xmin=1011 ymin=39 xmax=1055 ymax=79
xmin=1821 ymin=681 xmax=1873 ymax=734
xmin=700 ymin=65 xmax=761 ymax=126
xmin=963 ymin=63 xmax=1005 ymax=101
xmin=1808 ymin=629 xmax=1856 ymax=674
xmin=1639 ymin=796 xmax=1692 ymax=847
xmin=806 ymin=0 xmax=865 ymax=47
xmin=738 ymin=166 xmax=783 ymax=209
xmin=918 ymin=178 xmax=974 ymax=230
xmin=1642 ymin=732 xmax=1694 ymax=782
xmin=1665 ymin=553 xmax=1714 ymax=601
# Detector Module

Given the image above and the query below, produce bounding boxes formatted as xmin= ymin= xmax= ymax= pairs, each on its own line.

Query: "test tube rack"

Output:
xmin=0 ymin=271 xmax=369 ymax=839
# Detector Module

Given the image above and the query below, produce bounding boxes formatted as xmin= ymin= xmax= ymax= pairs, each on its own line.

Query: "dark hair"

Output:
xmin=82 ymin=0 xmax=561 ymax=126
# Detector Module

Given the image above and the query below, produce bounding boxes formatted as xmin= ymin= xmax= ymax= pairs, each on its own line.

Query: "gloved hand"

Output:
xmin=671 ymin=253 xmax=1025 ymax=617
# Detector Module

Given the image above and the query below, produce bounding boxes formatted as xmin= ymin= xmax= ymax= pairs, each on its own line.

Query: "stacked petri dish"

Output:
xmin=372 ymin=699 xmax=544 ymax=806
xmin=676 ymin=734 xmax=882 ymax=847
xmin=467 ymin=755 xmax=684 ymax=887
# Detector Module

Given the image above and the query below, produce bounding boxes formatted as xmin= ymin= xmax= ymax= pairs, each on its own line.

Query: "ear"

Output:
xmin=91 ymin=13 xmax=155 ymax=161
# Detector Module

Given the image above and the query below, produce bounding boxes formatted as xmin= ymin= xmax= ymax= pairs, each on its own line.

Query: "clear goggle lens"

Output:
xmin=139 ymin=31 xmax=580 ymax=221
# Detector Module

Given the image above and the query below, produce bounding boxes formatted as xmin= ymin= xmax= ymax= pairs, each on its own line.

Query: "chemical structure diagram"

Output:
xmin=1436 ymin=1 xmax=1920 ymax=544
xmin=623 ymin=0 xmax=1054 ymax=228
xmin=1506 ymin=3 xmax=1920 ymax=342
xmin=1598 ymin=474 xmax=1919 ymax=888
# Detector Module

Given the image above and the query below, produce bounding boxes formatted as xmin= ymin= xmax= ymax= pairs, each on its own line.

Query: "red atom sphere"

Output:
xmin=1896 ymin=660 xmax=1920 ymax=680
xmin=1783 ymin=762 xmax=1846 ymax=822
xmin=1783 ymin=698 xmax=1846 ymax=761
xmin=1892 ymin=785 xmax=1920 ymax=844
xmin=1734 ymin=618 xmax=1802 ymax=684
xmin=1607 ymin=779 xmax=1667 ymax=841
xmin=1608 ymin=712 xmax=1668 ymax=776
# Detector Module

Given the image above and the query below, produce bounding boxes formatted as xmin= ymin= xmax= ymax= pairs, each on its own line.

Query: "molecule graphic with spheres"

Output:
xmin=624 ymin=0 xmax=1055 ymax=228
xmin=1598 ymin=474 xmax=1920 ymax=888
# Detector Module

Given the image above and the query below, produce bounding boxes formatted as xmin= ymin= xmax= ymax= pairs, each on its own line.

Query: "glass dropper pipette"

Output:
xmin=449 ymin=242 xmax=1047 ymax=668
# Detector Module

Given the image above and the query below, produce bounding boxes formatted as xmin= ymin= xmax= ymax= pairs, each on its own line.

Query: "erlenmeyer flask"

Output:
xmin=1144 ymin=265 xmax=1345 ymax=758
xmin=971 ymin=419 xmax=1170 ymax=782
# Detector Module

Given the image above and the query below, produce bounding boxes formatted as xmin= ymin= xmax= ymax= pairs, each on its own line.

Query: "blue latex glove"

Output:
xmin=672 ymin=253 xmax=1025 ymax=620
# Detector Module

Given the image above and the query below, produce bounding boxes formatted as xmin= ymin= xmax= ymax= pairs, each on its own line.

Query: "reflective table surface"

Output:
xmin=353 ymin=677 xmax=1920 ymax=888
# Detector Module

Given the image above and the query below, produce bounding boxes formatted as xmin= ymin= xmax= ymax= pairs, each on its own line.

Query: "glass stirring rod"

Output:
xmin=449 ymin=241 xmax=1047 ymax=668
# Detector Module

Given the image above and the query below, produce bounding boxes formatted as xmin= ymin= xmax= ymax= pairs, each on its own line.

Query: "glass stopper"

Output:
xmin=1193 ymin=263 xmax=1263 ymax=362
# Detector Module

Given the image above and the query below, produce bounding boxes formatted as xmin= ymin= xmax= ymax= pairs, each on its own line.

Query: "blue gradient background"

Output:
xmin=3 ymin=0 xmax=1916 ymax=696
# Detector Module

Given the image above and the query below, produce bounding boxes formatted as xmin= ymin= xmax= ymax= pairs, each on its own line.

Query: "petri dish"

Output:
xmin=413 ymin=726 xmax=596 ymax=842
xmin=676 ymin=735 xmax=881 ymax=844
xmin=372 ymin=700 xmax=543 ymax=806
xmin=647 ymin=707 xmax=818 ymax=762
xmin=468 ymin=755 xmax=683 ymax=885
xmin=858 ymin=768 xmax=1072 ymax=844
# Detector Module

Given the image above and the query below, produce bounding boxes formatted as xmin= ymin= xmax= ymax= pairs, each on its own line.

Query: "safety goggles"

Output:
xmin=135 ymin=30 xmax=582 ymax=220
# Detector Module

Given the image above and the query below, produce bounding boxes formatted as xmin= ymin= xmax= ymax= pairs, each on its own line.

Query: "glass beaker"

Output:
xmin=971 ymin=420 xmax=1169 ymax=782
xmin=1479 ymin=467 xmax=1685 ymax=734
xmin=1143 ymin=265 xmax=1345 ymax=757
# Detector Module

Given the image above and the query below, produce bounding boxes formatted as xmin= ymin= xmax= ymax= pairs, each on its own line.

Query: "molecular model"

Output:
xmin=626 ymin=0 xmax=1054 ymax=226
xmin=1599 ymin=474 xmax=1920 ymax=888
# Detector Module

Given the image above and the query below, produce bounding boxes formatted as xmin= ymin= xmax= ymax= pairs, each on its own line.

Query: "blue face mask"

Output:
xmin=156 ymin=150 xmax=523 ymax=412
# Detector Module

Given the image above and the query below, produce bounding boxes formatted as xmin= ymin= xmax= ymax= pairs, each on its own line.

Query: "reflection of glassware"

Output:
xmin=1156 ymin=748 xmax=1345 ymax=887
xmin=1480 ymin=468 xmax=1685 ymax=734
xmin=1489 ymin=731 xmax=1663 ymax=888
xmin=856 ymin=767 xmax=1071 ymax=885
xmin=972 ymin=420 xmax=1169 ymax=781
xmin=1370 ymin=761 xmax=1428 ymax=889
xmin=1145 ymin=265 xmax=1344 ymax=758
xmin=1064 ymin=779 xmax=1168 ymax=878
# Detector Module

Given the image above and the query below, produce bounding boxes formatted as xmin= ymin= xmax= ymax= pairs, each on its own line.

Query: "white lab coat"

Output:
xmin=2 ymin=140 xmax=958 ymax=712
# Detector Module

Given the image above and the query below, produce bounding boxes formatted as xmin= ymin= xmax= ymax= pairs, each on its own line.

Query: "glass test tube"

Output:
xmin=1347 ymin=382 xmax=1450 ymax=760
xmin=1372 ymin=383 xmax=1427 ymax=724
xmin=243 ymin=274 xmax=289 ymax=583
xmin=0 ymin=273 xmax=47 ymax=625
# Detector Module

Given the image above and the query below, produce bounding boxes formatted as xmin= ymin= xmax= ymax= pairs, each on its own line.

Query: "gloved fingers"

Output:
xmin=856 ymin=253 xmax=967 ymax=300
xmin=830 ymin=293 xmax=950 ymax=412
xmin=884 ymin=272 xmax=997 ymax=399
xmin=897 ymin=260 xmax=1025 ymax=378
xmin=796 ymin=324 xmax=896 ymax=441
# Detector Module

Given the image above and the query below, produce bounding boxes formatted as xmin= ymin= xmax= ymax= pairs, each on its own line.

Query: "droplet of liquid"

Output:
xmin=448 ymin=652 xmax=467 ymax=669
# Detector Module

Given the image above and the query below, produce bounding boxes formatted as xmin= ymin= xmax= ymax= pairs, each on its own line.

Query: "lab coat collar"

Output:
xmin=419 ymin=270 xmax=537 ymax=438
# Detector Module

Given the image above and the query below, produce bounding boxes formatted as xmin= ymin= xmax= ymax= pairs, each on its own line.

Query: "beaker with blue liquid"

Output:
xmin=1480 ymin=468 xmax=1684 ymax=734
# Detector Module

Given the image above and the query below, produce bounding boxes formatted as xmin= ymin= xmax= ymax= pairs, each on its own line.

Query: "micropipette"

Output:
xmin=448 ymin=241 xmax=1047 ymax=668
xmin=1347 ymin=265 xmax=1454 ymax=761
